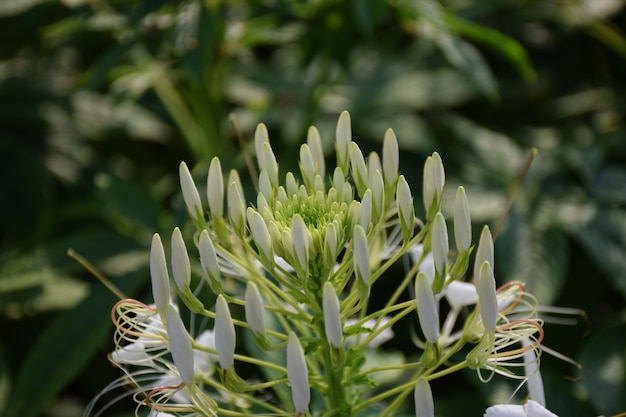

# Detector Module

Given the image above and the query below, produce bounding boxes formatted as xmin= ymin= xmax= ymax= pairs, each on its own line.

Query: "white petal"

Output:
xmin=524 ymin=400 xmax=559 ymax=417
xmin=484 ymin=404 xmax=526 ymax=417
xmin=414 ymin=378 xmax=434 ymax=417
xmin=445 ymin=281 xmax=478 ymax=310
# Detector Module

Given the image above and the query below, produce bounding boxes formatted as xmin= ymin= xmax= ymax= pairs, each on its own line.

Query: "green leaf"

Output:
xmin=579 ymin=323 xmax=626 ymax=416
xmin=3 ymin=268 xmax=148 ymax=417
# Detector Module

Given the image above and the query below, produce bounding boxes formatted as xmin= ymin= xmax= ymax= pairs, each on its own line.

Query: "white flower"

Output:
xmin=484 ymin=400 xmax=558 ymax=417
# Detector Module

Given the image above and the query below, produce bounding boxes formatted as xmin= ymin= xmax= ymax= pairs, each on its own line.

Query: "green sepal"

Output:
xmin=176 ymin=286 xmax=205 ymax=313
xmin=219 ymin=366 xmax=248 ymax=393
xmin=448 ymin=246 xmax=474 ymax=282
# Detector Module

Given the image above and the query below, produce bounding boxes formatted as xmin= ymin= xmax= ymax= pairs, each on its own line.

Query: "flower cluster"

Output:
xmin=89 ymin=112 xmax=569 ymax=417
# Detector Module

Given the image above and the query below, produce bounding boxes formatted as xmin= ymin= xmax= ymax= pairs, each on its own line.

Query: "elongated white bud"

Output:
xmin=259 ymin=142 xmax=279 ymax=188
xmin=259 ymin=169 xmax=273 ymax=202
xmin=349 ymin=142 xmax=368 ymax=197
xmin=179 ymin=162 xmax=203 ymax=222
xmin=245 ymin=282 xmax=266 ymax=335
xmin=359 ymin=189 xmax=372 ymax=230
xmin=423 ymin=152 xmax=445 ymax=217
xmin=286 ymin=171 xmax=298 ymax=196
xmin=199 ymin=230 xmax=220 ymax=284
xmin=473 ymin=226 xmax=494 ymax=280
xmin=287 ymin=332 xmax=310 ymax=414
xmin=307 ymin=125 xmax=325 ymax=179
xmin=431 ymin=212 xmax=449 ymax=276
xmin=215 ymin=295 xmax=236 ymax=370
xmin=353 ymin=225 xmax=370 ymax=286
xmin=336 ymin=111 xmax=351 ymax=173
xmin=454 ymin=186 xmax=471 ymax=252
xmin=477 ymin=261 xmax=498 ymax=332
xmin=414 ymin=378 xmax=434 ymax=417
xmin=323 ymin=221 xmax=339 ymax=267
xmin=367 ymin=151 xmax=382 ymax=186
xmin=150 ymin=233 xmax=170 ymax=313
xmin=332 ymin=166 xmax=345 ymax=194
xmin=323 ymin=282 xmax=342 ymax=348
xmin=247 ymin=208 xmax=273 ymax=264
xmin=290 ymin=214 xmax=310 ymax=278
xmin=397 ymin=175 xmax=414 ymax=241
xmin=299 ymin=143 xmax=316 ymax=189
xmin=171 ymin=227 xmax=190 ymax=290
xmin=382 ymin=128 xmax=399 ymax=189
xmin=371 ymin=169 xmax=385 ymax=221
xmin=207 ymin=157 xmax=224 ymax=218
xmin=254 ymin=123 xmax=269 ymax=159
xmin=227 ymin=180 xmax=246 ymax=235
xmin=415 ymin=272 xmax=439 ymax=344
xmin=165 ymin=305 xmax=194 ymax=385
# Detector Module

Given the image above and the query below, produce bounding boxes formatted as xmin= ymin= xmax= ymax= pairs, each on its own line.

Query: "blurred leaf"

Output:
xmin=0 ymin=342 xmax=9 ymax=414
xmin=3 ymin=268 xmax=148 ymax=417
xmin=445 ymin=14 xmax=536 ymax=82
xmin=497 ymin=208 xmax=569 ymax=303
xmin=572 ymin=209 xmax=626 ymax=298
xmin=579 ymin=322 xmax=626 ymax=416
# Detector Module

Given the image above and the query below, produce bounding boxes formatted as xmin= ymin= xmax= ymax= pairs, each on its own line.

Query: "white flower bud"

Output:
xmin=215 ymin=294 xmax=236 ymax=370
xmin=199 ymin=230 xmax=221 ymax=289
xmin=299 ymin=143 xmax=316 ymax=189
xmin=367 ymin=151 xmax=382 ymax=186
xmin=171 ymin=227 xmax=190 ymax=290
xmin=414 ymin=377 xmax=434 ymax=417
xmin=245 ymin=282 xmax=266 ymax=335
xmin=150 ymin=233 xmax=170 ymax=313
xmin=341 ymin=182 xmax=354 ymax=205
xmin=332 ymin=166 xmax=345 ymax=194
xmin=349 ymin=142 xmax=368 ymax=197
xmin=431 ymin=212 xmax=449 ymax=275
xmin=258 ymin=169 xmax=273 ymax=202
xmin=207 ymin=157 xmax=224 ymax=218
xmin=291 ymin=214 xmax=310 ymax=278
xmin=396 ymin=175 xmax=414 ymax=241
xmin=371 ymin=169 xmax=385 ymax=221
xmin=254 ymin=123 xmax=269 ymax=159
xmin=165 ymin=305 xmax=194 ymax=385
xmin=259 ymin=142 xmax=279 ymax=188
xmin=323 ymin=222 xmax=339 ymax=267
xmin=382 ymin=128 xmax=399 ymax=189
xmin=227 ymin=180 xmax=246 ymax=235
xmin=415 ymin=272 xmax=439 ymax=344
xmin=335 ymin=111 xmax=351 ymax=173
xmin=523 ymin=338 xmax=545 ymax=406
xmin=284 ymin=172 xmax=297 ymax=196
xmin=314 ymin=175 xmax=325 ymax=194
xmin=477 ymin=261 xmax=498 ymax=332
xmin=307 ymin=125 xmax=325 ymax=179
xmin=287 ymin=332 xmax=310 ymax=414
xmin=353 ymin=225 xmax=370 ymax=286
xmin=323 ymin=282 xmax=342 ymax=348
xmin=359 ymin=189 xmax=372 ymax=230
xmin=179 ymin=162 xmax=203 ymax=222
xmin=247 ymin=208 xmax=273 ymax=264
xmin=454 ymin=186 xmax=471 ymax=253
xmin=473 ymin=226 xmax=494 ymax=281
xmin=423 ymin=152 xmax=445 ymax=215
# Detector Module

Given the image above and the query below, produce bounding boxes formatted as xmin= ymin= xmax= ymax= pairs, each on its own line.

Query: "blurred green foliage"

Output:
xmin=1 ymin=0 xmax=625 ymax=416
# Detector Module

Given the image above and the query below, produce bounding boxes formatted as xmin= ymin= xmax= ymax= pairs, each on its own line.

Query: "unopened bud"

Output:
xmin=473 ymin=226 xmax=494 ymax=281
xmin=171 ymin=227 xmax=190 ymax=290
xmin=423 ymin=152 xmax=445 ymax=219
xmin=150 ymin=233 xmax=170 ymax=313
xmin=228 ymin=180 xmax=246 ymax=236
xmin=349 ymin=142 xmax=368 ymax=198
xmin=215 ymin=295 xmax=236 ymax=370
xmin=179 ymin=162 xmax=203 ymax=222
xmin=382 ymin=128 xmax=399 ymax=190
xmin=247 ymin=208 xmax=273 ymax=265
xmin=353 ymin=225 xmax=370 ymax=287
xmin=478 ymin=261 xmax=498 ymax=332
xmin=397 ymin=175 xmax=414 ymax=242
xmin=287 ymin=332 xmax=310 ymax=414
xmin=431 ymin=212 xmax=449 ymax=277
xmin=323 ymin=282 xmax=342 ymax=348
xmin=199 ymin=230 xmax=223 ymax=294
xmin=207 ymin=157 xmax=224 ymax=218
xmin=415 ymin=272 xmax=439 ymax=344
xmin=307 ymin=126 xmax=325 ymax=179
xmin=165 ymin=305 xmax=194 ymax=385
xmin=336 ymin=111 xmax=351 ymax=173
xmin=245 ymin=282 xmax=266 ymax=336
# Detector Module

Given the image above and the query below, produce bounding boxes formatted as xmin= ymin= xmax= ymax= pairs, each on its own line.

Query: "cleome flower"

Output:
xmin=89 ymin=111 xmax=583 ymax=417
